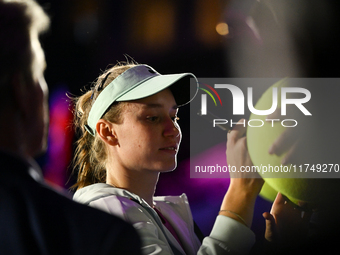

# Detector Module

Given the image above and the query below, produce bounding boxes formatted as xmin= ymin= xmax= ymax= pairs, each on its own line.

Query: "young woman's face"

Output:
xmin=112 ymin=88 xmax=181 ymax=173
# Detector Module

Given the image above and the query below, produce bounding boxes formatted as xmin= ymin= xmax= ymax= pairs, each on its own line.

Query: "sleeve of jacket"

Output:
xmin=197 ymin=215 xmax=255 ymax=255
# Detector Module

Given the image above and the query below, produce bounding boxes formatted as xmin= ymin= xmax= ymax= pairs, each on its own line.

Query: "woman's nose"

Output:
xmin=163 ymin=117 xmax=180 ymax=138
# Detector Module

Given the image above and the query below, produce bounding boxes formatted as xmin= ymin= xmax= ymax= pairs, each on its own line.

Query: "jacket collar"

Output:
xmin=0 ymin=149 xmax=43 ymax=183
xmin=73 ymin=183 xmax=152 ymax=208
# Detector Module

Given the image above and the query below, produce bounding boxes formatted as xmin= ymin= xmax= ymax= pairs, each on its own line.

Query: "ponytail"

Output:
xmin=71 ymin=63 xmax=136 ymax=189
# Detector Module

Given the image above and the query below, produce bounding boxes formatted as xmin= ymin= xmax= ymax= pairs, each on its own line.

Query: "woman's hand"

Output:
xmin=266 ymin=109 xmax=303 ymax=165
xmin=219 ymin=119 xmax=264 ymax=227
xmin=226 ymin=119 xmax=264 ymax=195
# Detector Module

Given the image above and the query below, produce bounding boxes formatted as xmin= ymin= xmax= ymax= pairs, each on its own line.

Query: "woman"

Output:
xmin=72 ymin=62 xmax=263 ymax=255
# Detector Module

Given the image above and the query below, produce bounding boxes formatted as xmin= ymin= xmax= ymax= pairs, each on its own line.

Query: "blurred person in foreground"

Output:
xmin=0 ymin=0 xmax=141 ymax=254
xmin=224 ymin=0 xmax=340 ymax=254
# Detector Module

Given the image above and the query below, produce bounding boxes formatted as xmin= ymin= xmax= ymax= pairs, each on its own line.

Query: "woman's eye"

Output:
xmin=146 ymin=116 xmax=159 ymax=122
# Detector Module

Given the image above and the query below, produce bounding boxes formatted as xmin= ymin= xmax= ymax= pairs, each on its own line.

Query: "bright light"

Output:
xmin=216 ymin=22 xmax=229 ymax=36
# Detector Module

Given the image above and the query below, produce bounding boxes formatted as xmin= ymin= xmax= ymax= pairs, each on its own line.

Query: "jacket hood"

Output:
xmin=73 ymin=183 xmax=146 ymax=205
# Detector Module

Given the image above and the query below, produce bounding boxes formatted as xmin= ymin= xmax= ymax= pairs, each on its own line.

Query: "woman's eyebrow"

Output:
xmin=142 ymin=103 xmax=178 ymax=110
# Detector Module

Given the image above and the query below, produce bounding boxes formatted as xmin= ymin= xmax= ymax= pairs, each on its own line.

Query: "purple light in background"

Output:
xmin=43 ymin=86 xmax=74 ymax=189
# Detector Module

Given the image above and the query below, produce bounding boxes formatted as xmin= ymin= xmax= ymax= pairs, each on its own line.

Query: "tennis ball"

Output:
xmin=246 ymin=79 xmax=287 ymax=200
xmin=246 ymin=79 xmax=335 ymax=206
xmin=258 ymin=182 xmax=277 ymax=202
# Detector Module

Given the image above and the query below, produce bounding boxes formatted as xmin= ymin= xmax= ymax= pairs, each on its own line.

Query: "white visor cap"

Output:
xmin=85 ymin=64 xmax=198 ymax=136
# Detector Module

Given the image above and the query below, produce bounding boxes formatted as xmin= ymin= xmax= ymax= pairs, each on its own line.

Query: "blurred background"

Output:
xmin=35 ymin=0 xmax=340 ymax=252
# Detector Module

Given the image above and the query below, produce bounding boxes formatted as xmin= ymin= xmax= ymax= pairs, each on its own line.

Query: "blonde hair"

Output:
xmin=72 ymin=63 xmax=137 ymax=189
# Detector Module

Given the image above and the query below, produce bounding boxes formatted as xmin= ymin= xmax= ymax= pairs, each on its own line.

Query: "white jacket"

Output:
xmin=73 ymin=183 xmax=255 ymax=255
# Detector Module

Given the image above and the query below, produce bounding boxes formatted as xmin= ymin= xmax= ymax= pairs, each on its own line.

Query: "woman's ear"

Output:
xmin=96 ymin=119 xmax=118 ymax=146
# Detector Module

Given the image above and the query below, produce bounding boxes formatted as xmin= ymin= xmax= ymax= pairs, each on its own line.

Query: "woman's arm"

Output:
xmin=198 ymin=119 xmax=264 ymax=254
